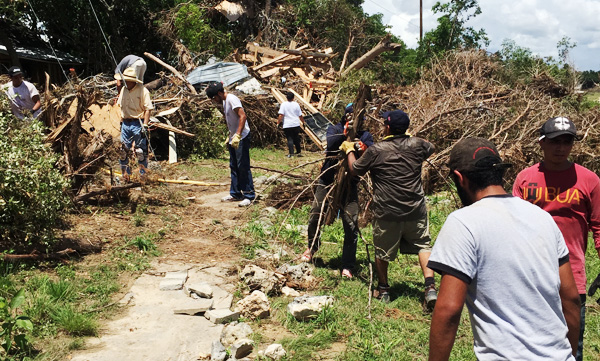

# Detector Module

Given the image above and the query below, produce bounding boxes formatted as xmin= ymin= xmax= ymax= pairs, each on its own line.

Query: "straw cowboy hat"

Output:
xmin=114 ymin=67 xmax=142 ymax=84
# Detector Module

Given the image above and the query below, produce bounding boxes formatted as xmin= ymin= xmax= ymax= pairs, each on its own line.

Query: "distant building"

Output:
xmin=0 ymin=45 xmax=83 ymax=84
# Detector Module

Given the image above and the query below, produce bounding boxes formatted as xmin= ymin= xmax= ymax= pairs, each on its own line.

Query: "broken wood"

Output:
xmin=283 ymin=49 xmax=337 ymax=59
xmin=144 ymin=52 xmax=197 ymax=94
xmin=252 ymin=44 xmax=309 ymax=71
xmin=2 ymin=248 xmax=77 ymax=261
xmin=151 ymin=122 xmax=195 ymax=137
xmin=74 ymin=183 xmax=142 ymax=203
xmin=341 ymin=34 xmax=402 ymax=76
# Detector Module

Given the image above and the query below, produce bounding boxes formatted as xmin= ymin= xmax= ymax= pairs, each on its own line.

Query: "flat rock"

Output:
xmin=187 ymin=283 xmax=213 ymax=299
xmin=230 ymin=338 xmax=254 ymax=359
xmin=159 ymin=270 xmax=188 ymax=291
xmin=205 ymin=309 xmax=240 ymax=324
xmin=211 ymin=340 xmax=227 ymax=361
xmin=173 ymin=298 xmax=214 ymax=315
xmin=287 ymin=295 xmax=334 ymax=320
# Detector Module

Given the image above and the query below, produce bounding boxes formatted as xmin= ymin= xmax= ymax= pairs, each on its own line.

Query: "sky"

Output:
xmin=362 ymin=0 xmax=600 ymax=71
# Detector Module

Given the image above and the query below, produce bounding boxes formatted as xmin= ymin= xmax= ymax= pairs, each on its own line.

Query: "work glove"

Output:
xmin=339 ymin=141 xmax=356 ymax=155
xmin=343 ymin=120 xmax=354 ymax=136
xmin=354 ymin=141 xmax=367 ymax=153
xmin=231 ymin=133 xmax=242 ymax=149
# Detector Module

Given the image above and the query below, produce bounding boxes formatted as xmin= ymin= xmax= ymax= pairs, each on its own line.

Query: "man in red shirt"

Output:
xmin=513 ymin=117 xmax=600 ymax=361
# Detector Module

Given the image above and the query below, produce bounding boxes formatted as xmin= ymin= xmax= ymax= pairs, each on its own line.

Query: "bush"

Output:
xmin=0 ymin=98 xmax=70 ymax=251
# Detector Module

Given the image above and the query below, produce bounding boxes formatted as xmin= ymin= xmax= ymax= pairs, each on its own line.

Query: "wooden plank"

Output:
xmin=252 ymin=44 xmax=308 ymax=71
xmin=166 ymin=119 xmax=177 ymax=164
xmin=144 ymin=52 xmax=197 ymax=94
xmin=151 ymin=122 xmax=195 ymax=137
xmin=283 ymin=49 xmax=337 ymax=58
xmin=288 ymin=88 xmax=319 ymax=114
xmin=246 ymin=42 xmax=285 ymax=58
xmin=259 ymin=67 xmax=281 ymax=79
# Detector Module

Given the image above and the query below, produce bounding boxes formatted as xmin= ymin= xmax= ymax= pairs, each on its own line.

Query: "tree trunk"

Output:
xmin=0 ymin=27 xmax=21 ymax=67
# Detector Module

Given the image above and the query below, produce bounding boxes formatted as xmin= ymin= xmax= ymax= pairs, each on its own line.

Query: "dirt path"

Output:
xmin=70 ymin=190 xmax=247 ymax=361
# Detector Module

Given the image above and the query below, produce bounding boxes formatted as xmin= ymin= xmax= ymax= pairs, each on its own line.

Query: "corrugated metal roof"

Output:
xmin=186 ymin=62 xmax=249 ymax=87
xmin=0 ymin=45 xmax=83 ymax=64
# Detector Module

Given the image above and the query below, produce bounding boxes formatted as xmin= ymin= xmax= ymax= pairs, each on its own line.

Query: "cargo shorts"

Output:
xmin=372 ymin=217 xmax=432 ymax=261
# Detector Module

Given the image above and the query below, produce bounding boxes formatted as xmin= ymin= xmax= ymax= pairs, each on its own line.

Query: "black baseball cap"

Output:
xmin=7 ymin=66 xmax=23 ymax=77
xmin=382 ymin=110 xmax=410 ymax=131
xmin=448 ymin=137 xmax=511 ymax=173
xmin=539 ymin=117 xmax=581 ymax=141
xmin=205 ymin=81 xmax=224 ymax=98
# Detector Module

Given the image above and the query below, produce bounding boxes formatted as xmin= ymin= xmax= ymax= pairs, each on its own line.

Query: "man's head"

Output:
xmin=448 ymin=137 xmax=511 ymax=206
xmin=382 ymin=110 xmax=409 ymax=135
xmin=8 ymin=66 xmax=24 ymax=87
xmin=114 ymin=67 xmax=142 ymax=89
xmin=206 ymin=82 xmax=225 ymax=103
xmin=538 ymin=117 xmax=580 ymax=169
xmin=286 ymin=91 xmax=294 ymax=101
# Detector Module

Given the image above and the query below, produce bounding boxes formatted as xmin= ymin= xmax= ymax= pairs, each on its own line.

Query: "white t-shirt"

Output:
xmin=429 ymin=195 xmax=574 ymax=361
xmin=224 ymin=93 xmax=250 ymax=141
xmin=278 ymin=101 xmax=302 ymax=128
xmin=3 ymin=80 xmax=41 ymax=119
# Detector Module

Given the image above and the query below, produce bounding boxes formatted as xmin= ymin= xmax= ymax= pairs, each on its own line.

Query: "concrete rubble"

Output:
xmin=261 ymin=343 xmax=287 ymax=360
xmin=277 ymin=263 xmax=313 ymax=282
xmin=187 ymin=282 xmax=214 ymax=299
xmin=287 ymin=295 xmax=334 ymax=320
xmin=205 ymin=309 xmax=240 ymax=324
xmin=230 ymin=339 xmax=254 ymax=359
xmin=220 ymin=322 xmax=253 ymax=347
xmin=281 ymin=286 xmax=300 ymax=297
xmin=159 ymin=270 xmax=188 ymax=291
xmin=173 ymin=298 xmax=214 ymax=315
xmin=211 ymin=340 xmax=227 ymax=361
xmin=235 ymin=290 xmax=270 ymax=319
xmin=239 ymin=265 xmax=285 ymax=295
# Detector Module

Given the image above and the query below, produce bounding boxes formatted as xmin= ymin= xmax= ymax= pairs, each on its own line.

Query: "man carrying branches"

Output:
xmin=301 ymin=104 xmax=373 ymax=279
xmin=343 ymin=110 xmax=437 ymax=309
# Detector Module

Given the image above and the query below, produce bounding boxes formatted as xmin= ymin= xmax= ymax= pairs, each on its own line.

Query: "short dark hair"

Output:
xmin=206 ymin=82 xmax=224 ymax=98
xmin=457 ymin=167 xmax=506 ymax=193
xmin=286 ymin=91 xmax=294 ymax=101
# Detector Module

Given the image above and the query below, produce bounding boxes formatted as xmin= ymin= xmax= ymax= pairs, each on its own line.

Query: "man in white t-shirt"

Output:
xmin=206 ymin=82 xmax=254 ymax=207
xmin=3 ymin=66 xmax=42 ymax=119
xmin=277 ymin=91 xmax=305 ymax=157
xmin=427 ymin=137 xmax=581 ymax=361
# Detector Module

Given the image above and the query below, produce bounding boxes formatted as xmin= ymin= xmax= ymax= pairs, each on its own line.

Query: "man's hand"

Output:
xmin=343 ymin=120 xmax=354 ymax=136
xmin=231 ymin=133 xmax=242 ymax=149
xmin=148 ymin=118 xmax=159 ymax=130
xmin=339 ymin=141 xmax=356 ymax=155
xmin=355 ymin=141 xmax=367 ymax=153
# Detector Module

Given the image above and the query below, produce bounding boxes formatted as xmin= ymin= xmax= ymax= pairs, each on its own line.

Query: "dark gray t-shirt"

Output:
xmin=352 ymin=135 xmax=434 ymax=221
xmin=115 ymin=55 xmax=143 ymax=74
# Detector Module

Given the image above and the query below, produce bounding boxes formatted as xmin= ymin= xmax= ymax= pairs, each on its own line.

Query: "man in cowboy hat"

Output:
xmin=115 ymin=54 xmax=146 ymax=93
xmin=114 ymin=67 xmax=154 ymax=182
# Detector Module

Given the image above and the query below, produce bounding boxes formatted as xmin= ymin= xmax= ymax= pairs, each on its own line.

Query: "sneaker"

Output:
xmin=286 ymin=154 xmax=293 ymax=158
xmin=222 ymin=195 xmax=242 ymax=202
xmin=238 ymin=199 xmax=252 ymax=207
xmin=423 ymin=284 xmax=438 ymax=312
xmin=300 ymin=248 xmax=313 ymax=262
xmin=373 ymin=284 xmax=391 ymax=304
xmin=341 ymin=269 xmax=353 ymax=279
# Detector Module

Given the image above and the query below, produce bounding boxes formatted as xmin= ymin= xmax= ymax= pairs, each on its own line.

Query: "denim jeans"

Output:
xmin=576 ymin=294 xmax=586 ymax=361
xmin=228 ymin=133 xmax=255 ymax=200
xmin=120 ymin=120 xmax=148 ymax=175
xmin=307 ymin=180 xmax=359 ymax=271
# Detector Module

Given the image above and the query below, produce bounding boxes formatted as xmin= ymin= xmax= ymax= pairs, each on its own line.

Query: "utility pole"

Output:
xmin=420 ymin=0 xmax=423 ymax=41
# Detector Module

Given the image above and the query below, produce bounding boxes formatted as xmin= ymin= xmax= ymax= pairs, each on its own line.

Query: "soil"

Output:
xmin=64 ymin=178 xmax=260 ymax=361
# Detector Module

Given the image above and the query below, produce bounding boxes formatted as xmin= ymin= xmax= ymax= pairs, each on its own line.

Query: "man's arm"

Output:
xmin=429 ymin=273 xmax=468 ymax=361
xmin=558 ymin=261 xmax=581 ymax=356
xmin=234 ymin=107 xmax=247 ymax=135
xmin=347 ymin=151 xmax=357 ymax=175
xmin=143 ymin=110 xmax=151 ymax=125
xmin=277 ymin=114 xmax=283 ymax=127
xmin=299 ymin=115 xmax=305 ymax=127
xmin=31 ymin=94 xmax=41 ymax=112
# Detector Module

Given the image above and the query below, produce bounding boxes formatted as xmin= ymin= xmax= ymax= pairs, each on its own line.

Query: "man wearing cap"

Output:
xmin=343 ymin=109 xmax=437 ymax=308
xmin=301 ymin=103 xmax=373 ymax=279
xmin=513 ymin=117 xmax=600 ymax=361
xmin=115 ymin=55 xmax=146 ymax=92
xmin=206 ymin=81 xmax=254 ymax=207
xmin=428 ymin=137 xmax=581 ymax=361
xmin=114 ymin=67 xmax=154 ymax=182
xmin=3 ymin=66 xmax=42 ymax=119
xmin=277 ymin=91 xmax=305 ymax=158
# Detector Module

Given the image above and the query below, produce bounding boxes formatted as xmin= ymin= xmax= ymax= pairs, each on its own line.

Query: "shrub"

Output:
xmin=0 ymin=98 xmax=70 ymax=251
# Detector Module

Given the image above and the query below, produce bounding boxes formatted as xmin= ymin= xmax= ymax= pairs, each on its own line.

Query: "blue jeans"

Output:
xmin=228 ymin=134 xmax=255 ymax=200
xmin=576 ymin=294 xmax=586 ymax=361
xmin=120 ymin=120 xmax=148 ymax=175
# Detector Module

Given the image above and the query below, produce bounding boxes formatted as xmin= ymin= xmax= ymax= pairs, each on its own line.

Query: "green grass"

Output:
xmin=241 ymin=192 xmax=600 ymax=361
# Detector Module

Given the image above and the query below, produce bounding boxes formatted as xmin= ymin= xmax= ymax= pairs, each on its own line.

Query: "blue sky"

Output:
xmin=362 ymin=0 xmax=600 ymax=71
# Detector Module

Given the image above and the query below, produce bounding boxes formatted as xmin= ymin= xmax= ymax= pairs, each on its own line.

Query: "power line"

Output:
xmin=86 ymin=0 xmax=119 ymax=68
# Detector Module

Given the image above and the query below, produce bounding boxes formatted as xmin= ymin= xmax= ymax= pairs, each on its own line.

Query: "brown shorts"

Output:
xmin=372 ymin=217 xmax=432 ymax=261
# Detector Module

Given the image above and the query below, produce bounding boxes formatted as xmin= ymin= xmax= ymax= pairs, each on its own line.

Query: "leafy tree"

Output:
xmin=580 ymin=70 xmax=599 ymax=90
xmin=419 ymin=0 xmax=488 ymax=58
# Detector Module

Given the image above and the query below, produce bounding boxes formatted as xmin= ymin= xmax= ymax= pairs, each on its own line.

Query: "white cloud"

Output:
xmin=363 ymin=0 xmax=600 ymax=70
